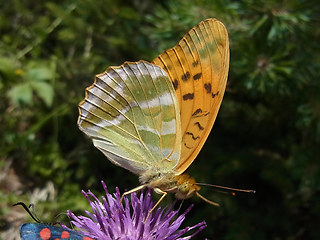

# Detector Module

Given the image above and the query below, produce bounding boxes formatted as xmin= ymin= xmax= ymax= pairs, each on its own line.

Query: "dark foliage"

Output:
xmin=1 ymin=0 xmax=319 ymax=239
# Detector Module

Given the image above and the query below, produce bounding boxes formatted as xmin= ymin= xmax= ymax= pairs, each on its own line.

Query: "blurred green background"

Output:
xmin=1 ymin=0 xmax=319 ymax=239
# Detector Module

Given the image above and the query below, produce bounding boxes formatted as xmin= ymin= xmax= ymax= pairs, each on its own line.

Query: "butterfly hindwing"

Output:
xmin=78 ymin=61 xmax=181 ymax=175
xmin=152 ymin=18 xmax=229 ymax=174
xmin=20 ymin=223 xmax=94 ymax=240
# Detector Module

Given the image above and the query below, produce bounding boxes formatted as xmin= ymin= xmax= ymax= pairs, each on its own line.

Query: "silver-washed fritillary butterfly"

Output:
xmin=78 ymin=19 xmax=230 ymax=210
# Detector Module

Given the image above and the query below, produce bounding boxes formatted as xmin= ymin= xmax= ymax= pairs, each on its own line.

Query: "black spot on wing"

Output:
xmin=194 ymin=122 xmax=204 ymax=130
xmin=193 ymin=73 xmax=202 ymax=80
xmin=186 ymin=132 xmax=200 ymax=140
xmin=183 ymin=93 xmax=194 ymax=100
xmin=192 ymin=108 xmax=210 ymax=118
xmin=192 ymin=60 xmax=199 ymax=67
xmin=181 ymin=72 xmax=190 ymax=81
xmin=184 ymin=142 xmax=192 ymax=149
xmin=212 ymin=91 xmax=219 ymax=98
xmin=204 ymin=83 xmax=212 ymax=93
xmin=192 ymin=108 xmax=202 ymax=116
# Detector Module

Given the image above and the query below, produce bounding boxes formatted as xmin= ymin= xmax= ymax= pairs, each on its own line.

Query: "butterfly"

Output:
xmin=20 ymin=223 xmax=95 ymax=240
xmin=14 ymin=202 xmax=95 ymax=240
xmin=78 ymin=18 xmax=229 ymax=209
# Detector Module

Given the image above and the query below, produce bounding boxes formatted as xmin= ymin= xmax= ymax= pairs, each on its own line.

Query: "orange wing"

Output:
xmin=152 ymin=18 xmax=229 ymax=174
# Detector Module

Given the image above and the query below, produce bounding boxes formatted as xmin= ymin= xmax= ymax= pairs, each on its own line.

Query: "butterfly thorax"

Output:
xmin=140 ymin=170 xmax=200 ymax=199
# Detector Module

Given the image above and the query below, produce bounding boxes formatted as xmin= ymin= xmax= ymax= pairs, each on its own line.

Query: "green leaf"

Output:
xmin=7 ymin=83 xmax=33 ymax=105
xmin=26 ymin=67 xmax=54 ymax=82
xmin=31 ymin=81 xmax=54 ymax=107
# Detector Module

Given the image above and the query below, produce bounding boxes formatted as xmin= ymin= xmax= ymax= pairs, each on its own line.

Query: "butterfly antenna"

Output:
xmin=197 ymin=183 xmax=256 ymax=195
xmin=13 ymin=202 xmax=41 ymax=223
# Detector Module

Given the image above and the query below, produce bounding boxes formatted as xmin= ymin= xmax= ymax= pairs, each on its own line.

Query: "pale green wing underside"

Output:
xmin=78 ymin=61 xmax=181 ymax=175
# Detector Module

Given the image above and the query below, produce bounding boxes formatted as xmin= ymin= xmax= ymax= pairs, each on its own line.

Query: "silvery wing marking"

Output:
xmin=78 ymin=61 xmax=182 ymax=175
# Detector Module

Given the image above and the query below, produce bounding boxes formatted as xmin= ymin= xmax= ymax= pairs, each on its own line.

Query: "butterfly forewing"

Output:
xmin=153 ymin=19 xmax=229 ymax=174
xmin=78 ymin=61 xmax=181 ymax=175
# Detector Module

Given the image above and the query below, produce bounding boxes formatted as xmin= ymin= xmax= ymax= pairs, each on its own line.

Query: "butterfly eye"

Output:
xmin=178 ymin=182 xmax=190 ymax=194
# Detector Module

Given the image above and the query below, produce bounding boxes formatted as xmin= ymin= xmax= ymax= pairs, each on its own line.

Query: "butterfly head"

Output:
xmin=174 ymin=173 xmax=200 ymax=199
xmin=173 ymin=173 xmax=221 ymax=207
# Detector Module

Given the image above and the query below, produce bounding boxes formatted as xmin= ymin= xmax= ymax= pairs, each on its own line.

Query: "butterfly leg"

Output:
xmin=120 ymin=185 xmax=146 ymax=204
xmin=144 ymin=188 xmax=167 ymax=223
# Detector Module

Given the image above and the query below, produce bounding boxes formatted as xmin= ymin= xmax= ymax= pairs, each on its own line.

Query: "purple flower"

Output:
xmin=66 ymin=181 xmax=206 ymax=240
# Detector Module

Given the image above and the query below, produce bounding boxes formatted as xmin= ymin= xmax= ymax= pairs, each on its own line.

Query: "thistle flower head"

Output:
xmin=66 ymin=181 xmax=206 ymax=240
